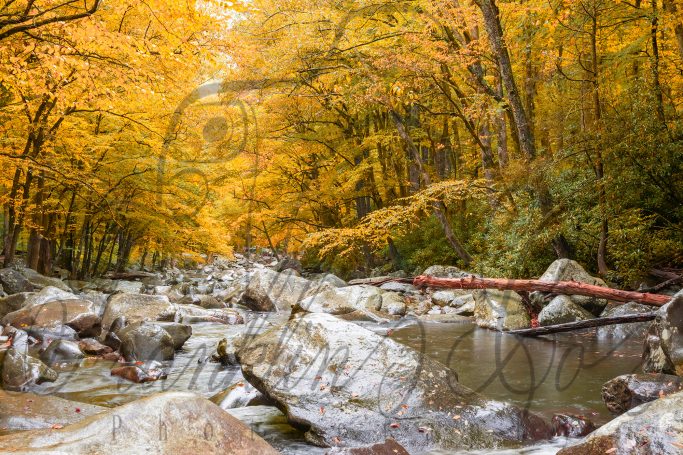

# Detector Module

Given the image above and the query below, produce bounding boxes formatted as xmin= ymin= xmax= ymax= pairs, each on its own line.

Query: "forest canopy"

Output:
xmin=1 ymin=0 xmax=682 ymax=284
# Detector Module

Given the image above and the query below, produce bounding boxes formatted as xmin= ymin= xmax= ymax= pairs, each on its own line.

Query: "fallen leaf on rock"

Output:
xmin=390 ymin=422 xmax=400 ymax=428
xmin=51 ymin=424 xmax=63 ymax=429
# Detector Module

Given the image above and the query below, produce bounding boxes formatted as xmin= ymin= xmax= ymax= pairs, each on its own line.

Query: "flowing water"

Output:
xmin=30 ymin=315 xmax=644 ymax=454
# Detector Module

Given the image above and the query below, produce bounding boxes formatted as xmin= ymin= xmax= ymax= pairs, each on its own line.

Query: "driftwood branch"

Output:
xmin=411 ymin=275 xmax=671 ymax=307
xmin=508 ymin=313 xmax=658 ymax=337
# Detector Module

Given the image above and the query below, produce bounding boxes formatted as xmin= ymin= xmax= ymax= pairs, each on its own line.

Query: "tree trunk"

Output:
xmin=412 ymin=275 xmax=671 ymax=306
xmin=391 ymin=110 xmax=473 ymax=266
xmin=508 ymin=313 xmax=658 ymax=337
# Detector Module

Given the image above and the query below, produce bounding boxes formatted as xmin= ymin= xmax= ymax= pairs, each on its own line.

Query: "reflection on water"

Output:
xmin=27 ymin=317 xmax=645 ymax=454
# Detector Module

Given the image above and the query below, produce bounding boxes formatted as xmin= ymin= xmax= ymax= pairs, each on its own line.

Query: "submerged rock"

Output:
xmin=558 ymin=389 xmax=683 ymax=454
xmin=597 ymin=302 xmax=655 ymax=340
xmin=474 ymin=290 xmax=531 ymax=331
xmin=551 ymin=414 xmax=595 ymax=438
xmin=538 ymin=295 xmax=594 ymax=326
xmin=326 ymin=438 xmax=410 ymax=455
xmin=241 ymin=268 xmax=324 ymax=311
xmin=1 ymin=348 xmax=58 ymax=391
xmin=602 ymin=373 xmax=683 ymax=415
xmin=0 ymin=390 xmax=104 ymax=431
xmin=0 ymin=392 xmax=280 ymax=454
xmin=238 ymin=313 xmax=550 ymax=452
xmin=642 ymin=291 xmax=681 ymax=375
xmin=111 ymin=362 xmax=168 ymax=383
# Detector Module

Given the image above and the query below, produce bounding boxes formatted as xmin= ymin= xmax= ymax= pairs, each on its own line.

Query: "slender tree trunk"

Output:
xmin=391 ymin=110 xmax=473 ymax=266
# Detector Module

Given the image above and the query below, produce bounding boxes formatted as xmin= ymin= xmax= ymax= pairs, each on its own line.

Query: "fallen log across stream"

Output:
xmin=411 ymin=275 xmax=672 ymax=307
xmin=507 ymin=313 xmax=658 ymax=337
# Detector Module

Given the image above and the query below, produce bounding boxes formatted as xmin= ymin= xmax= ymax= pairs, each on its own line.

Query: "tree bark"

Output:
xmin=391 ymin=110 xmax=473 ymax=266
xmin=508 ymin=313 xmax=657 ymax=337
xmin=412 ymin=275 xmax=671 ymax=306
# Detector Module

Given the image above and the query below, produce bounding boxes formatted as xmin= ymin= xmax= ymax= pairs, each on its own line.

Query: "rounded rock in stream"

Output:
xmin=237 ymin=313 xmax=551 ymax=452
xmin=0 ymin=391 xmax=280 ymax=454
xmin=601 ymin=373 xmax=683 ymax=414
xmin=558 ymin=389 xmax=683 ymax=454
xmin=118 ymin=323 xmax=175 ymax=362
xmin=1 ymin=348 xmax=58 ymax=391
xmin=0 ymin=390 xmax=104 ymax=431
xmin=39 ymin=339 xmax=85 ymax=365
xmin=2 ymin=298 xmax=102 ymax=337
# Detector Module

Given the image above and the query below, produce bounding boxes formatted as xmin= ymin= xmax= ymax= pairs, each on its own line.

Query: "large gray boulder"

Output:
xmin=293 ymin=285 xmax=383 ymax=316
xmin=0 ymin=268 xmax=34 ymax=294
xmin=558 ymin=389 xmax=683 ymax=455
xmin=118 ymin=323 xmax=175 ymax=362
xmin=380 ymin=292 xmax=407 ymax=316
xmin=0 ymin=392 xmax=279 ymax=454
xmin=538 ymin=295 xmax=594 ymax=326
xmin=2 ymin=299 xmax=102 ymax=337
xmin=642 ymin=291 xmax=682 ymax=375
xmin=597 ymin=302 xmax=654 ymax=340
xmin=602 ymin=373 xmax=683 ymax=415
xmin=531 ymin=259 xmax=608 ymax=314
xmin=238 ymin=313 xmax=550 ymax=452
xmin=18 ymin=268 xmax=71 ymax=292
xmin=241 ymin=268 xmax=325 ymax=311
xmin=0 ymin=390 xmax=104 ymax=432
xmin=0 ymin=286 xmax=78 ymax=319
xmin=422 ymin=265 xmax=472 ymax=278
xmin=474 ymin=290 xmax=531 ymax=331
xmin=101 ymin=293 xmax=176 ymax=331
xmin=1 ymin=348 xmax=58 ymax=391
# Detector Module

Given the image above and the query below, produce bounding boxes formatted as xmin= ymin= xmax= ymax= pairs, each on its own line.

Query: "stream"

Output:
xmin=31 ymin=312 xmax=644 ymax=454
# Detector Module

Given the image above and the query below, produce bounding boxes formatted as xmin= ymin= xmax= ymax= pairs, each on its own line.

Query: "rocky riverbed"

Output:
xmin=0 ymin=256 xmax=681 ymax=454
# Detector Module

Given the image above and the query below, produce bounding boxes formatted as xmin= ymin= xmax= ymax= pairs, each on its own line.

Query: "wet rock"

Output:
xmin=40 ymin=339 xmax=85 ymax=365
xmin=0 ymin=268 xmax=34 ymax=294
xmin=422 ymin=265 xmax=472 ymax=278
xmin=380 ymin=292 xmax=406 ymax=316
xmin=152 ymin=322 xmax=192 ymax=349
xmin=597 ymin=302 xmax=654 ymax=340
xmin=176 ymin=304 xmax=245 ymax=324
xmin=211 ymin=381 xmax=272 ymax=409
xmin=538 ymin=295 xmax=594 ymax=326
xmin=179 ymin=293 xmax=224 ymax=309
xmin=118 ymin=323 xmax=175 ymax=362
xmin=100 ymin=293 xmax=176 ymax=332
xmin=531 ymin=259 xmax=608 ymax=315
xmin=0 ymin=391 xmax=280 ymax=454
xmin=25 ymin=324 xmax=79 ymax=345
xmin=111 ymin=362 xmax=168 ymax=383
xmin=551 ymin=414 xmax=595 ymax=437
xmin=558 ymin=389 xmax=683 ymax=455
xmin=474 ymin=289 xmax=531 ymax=331
xmin=2 ymin=299 xmax=102 ymax=337
xmin=293 ymin=285 xmax=383 ymax=316
xmin=212 ymin=336 xmax=242 ymax=366
xmin=0 ymin=390 xmax=104 ymax=431
xmin=238 ymin=313 xmax=550 ymax=452
xmin=18 ymin=268 xmax=71 ymax=292
xmin=78 ymin=338 xmax=113 ymax=356
xmin=23 ymin=286 xmax=80 ymax=308
xmin=326 ymin=438 xmax=410 ymax=455
xmin=241 ymin=268 xmax=324 ymax=311
xmin=601 ymin=373 xmax=683 ymax=414
xmin=1 ymin=348 xmax=58 ymax=390
xmin=642 ymin=291 xmax=681 ymax=375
